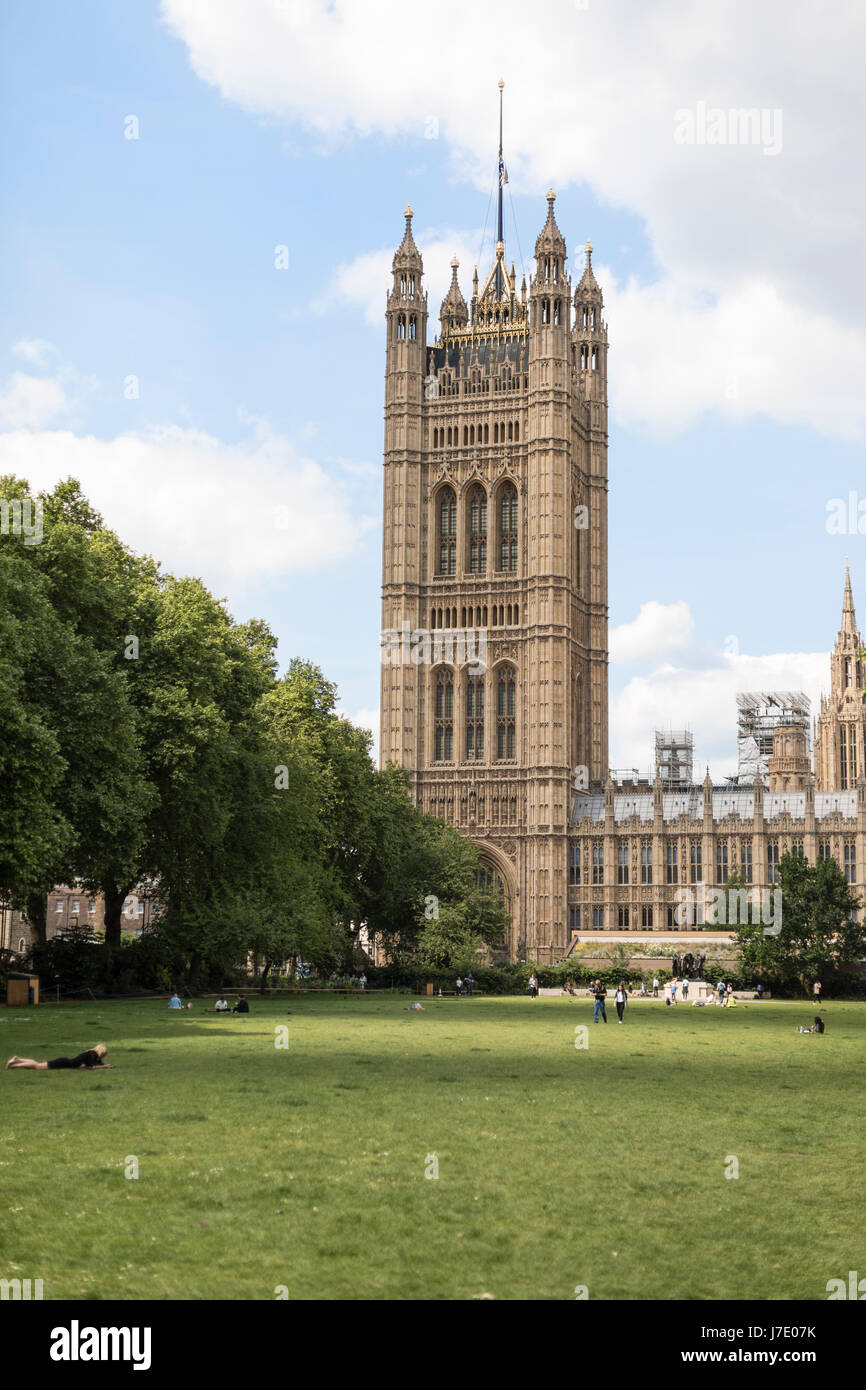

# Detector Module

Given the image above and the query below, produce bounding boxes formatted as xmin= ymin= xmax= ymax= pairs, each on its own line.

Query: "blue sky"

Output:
xmin=2 ymin=0 xmax=865 ymax=778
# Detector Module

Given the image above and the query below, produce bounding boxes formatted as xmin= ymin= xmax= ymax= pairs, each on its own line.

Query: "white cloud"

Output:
xmin=0 ymin=372 xmax=70 ymax=429
xmin=12 ymin=339 xmax=58 ymax=370
xmin=160 ymin=0 xmax=866 ymax=437
xmin=0 ymin=420 xmax=375 ymax=585
xmin=312 ymin=229 xmax=484 ymax=329
xmin=610 ymin=633 xmax=828 ymax=779
xmin=605 ymin=273 xmax=866 ymax=440
xmin=610 ymin=600 xmax=693 ymax=665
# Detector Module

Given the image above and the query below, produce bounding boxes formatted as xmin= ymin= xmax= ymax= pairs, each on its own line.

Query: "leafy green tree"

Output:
xmin=0 ymin=536 xmax=71 ymax=902
xmin=735 ymin=851 xmax=864 ymax=990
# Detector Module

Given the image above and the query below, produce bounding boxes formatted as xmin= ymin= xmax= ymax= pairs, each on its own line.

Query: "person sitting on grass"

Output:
xmin=232 ymin=995 xmax=250 ymax=1014
xmin=168 ymin=993 xmax=182 ymax=1009
xmin=6 ymin=1043 xmax=112 ymax=1071
xmin=798 ymin=1016 xmax=825 ymax=1034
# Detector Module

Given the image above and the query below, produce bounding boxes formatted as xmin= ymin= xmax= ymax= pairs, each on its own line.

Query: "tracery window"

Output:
xmin=468 ymin=485 xmax=487 ymax=574
xmin=499 ymin=483 xmax=518 ymax=572
xmin=496 ymin=666 xmax=516 ymax=760
xmin=434 ymin=668 xmax=454 ymax=761
xmin=438 ymin=487 xmax=456 ymax=575
xmin=465 ymin=674 xmax=485 ymax=761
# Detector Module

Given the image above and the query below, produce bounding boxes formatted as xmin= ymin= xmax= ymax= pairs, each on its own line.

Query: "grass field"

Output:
xmin=1 ymin=994 xmax=862 ymax=1301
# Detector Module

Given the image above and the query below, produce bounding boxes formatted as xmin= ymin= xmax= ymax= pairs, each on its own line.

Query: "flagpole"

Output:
xmin=497 ymin=80 xmax=504 ymax=297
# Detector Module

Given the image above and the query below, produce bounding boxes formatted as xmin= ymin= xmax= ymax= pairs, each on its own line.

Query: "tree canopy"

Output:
xmin=1 ymin=475 xmax=504 ymax=983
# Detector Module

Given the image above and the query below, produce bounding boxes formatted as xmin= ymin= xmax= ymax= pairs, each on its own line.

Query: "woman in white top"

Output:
xmin=615 ymin=982 xmax=628 ymax=1023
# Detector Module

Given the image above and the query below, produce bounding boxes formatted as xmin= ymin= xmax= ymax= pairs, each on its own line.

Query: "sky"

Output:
xmin=2 ymin=0 xmax=865 ymax=780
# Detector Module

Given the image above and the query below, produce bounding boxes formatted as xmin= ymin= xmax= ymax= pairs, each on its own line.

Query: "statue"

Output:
xmin=672 ymin=952 xmax=704 ymax=979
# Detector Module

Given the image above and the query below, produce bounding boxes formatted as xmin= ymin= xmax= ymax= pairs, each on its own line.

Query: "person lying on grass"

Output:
xmin=6 ymin=1043 xmax=112 ymax=1071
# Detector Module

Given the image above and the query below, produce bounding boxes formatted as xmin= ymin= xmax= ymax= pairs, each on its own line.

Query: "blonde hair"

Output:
xmin=93 ymin=1044 xmax=107 ymax=1057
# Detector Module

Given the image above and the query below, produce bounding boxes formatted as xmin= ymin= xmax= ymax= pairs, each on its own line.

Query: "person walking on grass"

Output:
xmin=614 ymin=981 xmax=628 ymax=1024
xmin=465 ymin=972 xmax=474 ymax=997
xmin=528 ymin=972 xmax=539 ymax=999
xmin=593 ymin=982 xmax=607 ymax=1023
xmin=682 ymin=978 xmax=689 ymax=1001
xmin=456 ymin=976 xmax=463 ymax=997
xmin=652 ymin=976 xmax=659 ymax=998
xmin=6 ymin=1043 xmax=112 ymax=1071
xmin=670 ymin=977 xmax=678 ymax=1005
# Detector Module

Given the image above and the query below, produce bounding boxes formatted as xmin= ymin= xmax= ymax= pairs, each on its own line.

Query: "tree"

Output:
xmin=735 ymin=851 xmax=865 ymax=991
xmin=0 ymin=537 xmax=71 ymax=905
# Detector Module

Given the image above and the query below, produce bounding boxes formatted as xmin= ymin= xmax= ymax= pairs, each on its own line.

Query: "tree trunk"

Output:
xmin=188 ymin=948 xmax=201 ymax=993
xmin=25 ymin=892 xmax=47 ymax=945
xmin=102 ymin=885 xmax=130 ymax=950
xmin=259 ymin=960 xmax=273 ymax=995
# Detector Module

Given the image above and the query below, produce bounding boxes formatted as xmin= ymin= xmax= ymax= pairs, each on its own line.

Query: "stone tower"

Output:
xmin=380 ymin=122 xmax=609 ymax=962
xmin=815 ymin=565 xmax=866 ymax=789
xmin=767 ymin=724 xmax=811 ymax=792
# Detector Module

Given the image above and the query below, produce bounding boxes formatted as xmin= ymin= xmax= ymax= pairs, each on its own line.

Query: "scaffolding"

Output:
xmin=611 ymin=768 xmax=641 ymax=786
xmin=655 ymin=729 xmax=694 ymax=787
xmin=736 ymin=691 xmax=810 ymax=785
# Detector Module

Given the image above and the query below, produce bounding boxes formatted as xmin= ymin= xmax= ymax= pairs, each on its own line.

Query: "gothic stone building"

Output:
xmin=568 ymin=572 xmax=866 ymax=942
xmin=379 ymin=189 xmax=863 ymax=961
xmin=380 ymin=193 xmax=609 ymax=962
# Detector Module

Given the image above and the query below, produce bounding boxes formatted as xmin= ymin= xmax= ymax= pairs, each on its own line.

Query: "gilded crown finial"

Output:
xmin=498 ymin=79 xmax=505 ymax=90
xmin=404 ymin=204 xmax=414 ymax=220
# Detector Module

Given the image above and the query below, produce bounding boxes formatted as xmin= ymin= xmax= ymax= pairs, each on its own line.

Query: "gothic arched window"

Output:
xmin=496 ymin=666 xmax=516 ymax=760
xmin=499 ymin=483 xmax=518 ymax=572
xmin=434 ymin=668 xmax=454 ymax=761
xmin=475 ymin=861 xmax=510 ymax=941
xmin=438 ymin=487 xmax=456 ymax=575
xmin=466 ymin=673 xmax=485 ymax=761
xmin=468 ymin=484 xmax=487 ymax=574
xmin=397 ymin=314 xmax=406 ymax=341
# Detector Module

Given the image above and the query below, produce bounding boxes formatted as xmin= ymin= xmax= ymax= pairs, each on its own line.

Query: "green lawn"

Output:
xmin=1 ymin=994 xmax=862 ymax=1301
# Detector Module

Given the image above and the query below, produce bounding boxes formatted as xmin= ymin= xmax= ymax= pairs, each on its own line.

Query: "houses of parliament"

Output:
xmin=378 ymin=138 xmax=866 ymax=964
